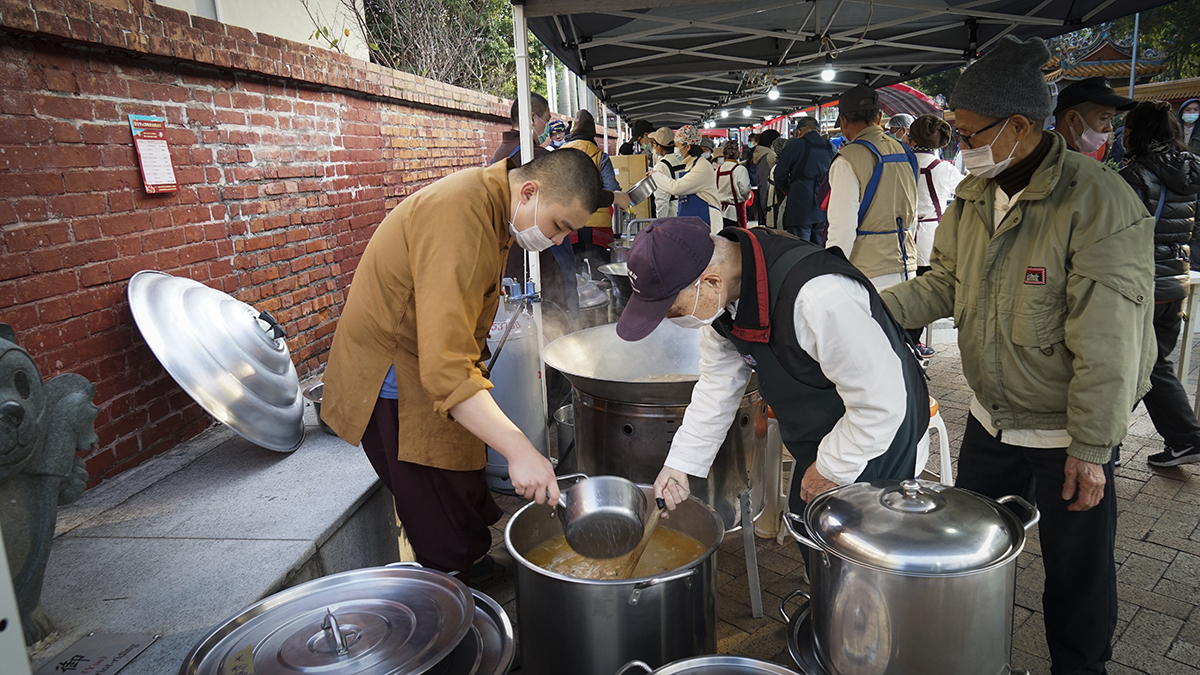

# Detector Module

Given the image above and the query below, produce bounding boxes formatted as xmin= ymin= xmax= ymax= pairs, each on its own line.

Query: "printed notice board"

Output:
xmin=128 ymin=114 xmax=179 ymax=194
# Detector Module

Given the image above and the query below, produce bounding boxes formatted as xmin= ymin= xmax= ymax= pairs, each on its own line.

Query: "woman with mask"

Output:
xmin=1119 ymin=101 xmax=1200 ymax=467
xmin=716 ymin=142 xmax=751 ymax=228
xmin=648 ymin=127 xmax=681 ymax=219
xmin=1179 ymin=99 xmax=1200 ymax=155
xmin=321 ymin=149 xmax=603 ymax=580
xmin=652 ymin=125 xmax=723 ymax=232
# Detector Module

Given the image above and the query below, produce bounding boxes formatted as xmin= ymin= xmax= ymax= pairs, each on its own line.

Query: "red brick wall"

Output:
xmin=0 ymin=0 xmax=511 ymax=485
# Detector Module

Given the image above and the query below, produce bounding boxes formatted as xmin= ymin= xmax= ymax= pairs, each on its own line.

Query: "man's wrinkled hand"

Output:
xmin=653 ymin=466 xmax=691 ymax=513
xmin=1062 ymin=455 xmax=1106 ymax=512
xmin=800 ymin=463 xmax=838 ymax=503
xmin=509 ymin=450 xmax=559 ymax=505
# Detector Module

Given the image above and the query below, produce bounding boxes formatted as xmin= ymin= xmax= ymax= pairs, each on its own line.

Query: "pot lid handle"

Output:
xmin=322 ymin=609 xmax=350 ymax=656
xmin=880 ymin=479 xmax=944 ymax=513
xmin=257 ymin=310 xmax=286 ymax=341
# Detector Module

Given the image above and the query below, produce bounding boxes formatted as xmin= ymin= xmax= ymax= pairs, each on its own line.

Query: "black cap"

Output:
xmin=631 ymin=120 xmax=654 ymax=139
xmin=838 ymin=85 xmax=880 ymax=114
xmin=1054 ymin=77 xmax=1136 ymax=114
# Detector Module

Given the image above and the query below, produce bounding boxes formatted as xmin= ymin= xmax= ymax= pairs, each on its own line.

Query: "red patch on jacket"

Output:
xmin=1024 ymin=267 xmax=1046 ymax=285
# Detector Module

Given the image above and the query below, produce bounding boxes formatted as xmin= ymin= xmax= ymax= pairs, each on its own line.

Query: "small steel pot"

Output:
xmin=782 ymin=479 xmax=1039 ymax=675
xmin=626 ymin=174 xmax=657 ymax=206
xmin=301 ymin=382 xmax=338 ymax=436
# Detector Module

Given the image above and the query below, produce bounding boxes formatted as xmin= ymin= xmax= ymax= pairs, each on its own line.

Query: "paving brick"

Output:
xmin=1165 ymin=552 xmax=1200 ymax=587
xmin=1169 ymin=641 xmax=1200 ymax=670
xmin=1112 ymin=639 xmax=1200 ymax=674
xmin=1118 ymin=554 xmax=1172 ymax=591
xmin=1123 ymin=608 xmax=1185 ymax=654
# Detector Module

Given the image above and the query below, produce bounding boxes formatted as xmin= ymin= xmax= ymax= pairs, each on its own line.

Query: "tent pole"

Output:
xmin=602 ymin=104 xmax=609 ymax=153
xmin=546 ymin=57 xmax=559 ymax=115
xmin=1128 ymin=13 xmax=1140 ymax=98
xmin=511 ymin=1 xmax=550 ymax=455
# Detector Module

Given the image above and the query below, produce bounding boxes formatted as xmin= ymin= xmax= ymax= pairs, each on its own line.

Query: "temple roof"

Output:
xmin=1132 ymin=77 xmax=1200 ymax=103
xmin=1044 ymin=31 xmax=1166 ymax=83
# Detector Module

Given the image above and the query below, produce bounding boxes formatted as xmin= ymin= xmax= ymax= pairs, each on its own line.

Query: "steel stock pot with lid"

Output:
xmin=180 ymin=563 xmax=514 ymax=675
xmin=782 ymin=479 xmax=1040 ymax=675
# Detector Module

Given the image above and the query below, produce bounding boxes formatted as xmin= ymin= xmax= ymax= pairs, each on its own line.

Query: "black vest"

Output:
xmin=712 ymin=228 xmax=928 ymax=511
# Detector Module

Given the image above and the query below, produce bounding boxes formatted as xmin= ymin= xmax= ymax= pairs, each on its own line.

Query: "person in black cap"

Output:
xmin=615 ymin=217 xmax=929 ymax=547
xmin=619 ymin=119 xmax=655 ymax=156
xmin=1053 ymin=76 xmax=1136 ymax=156
xmin=826 ymin=84 xmax=918 ymax=290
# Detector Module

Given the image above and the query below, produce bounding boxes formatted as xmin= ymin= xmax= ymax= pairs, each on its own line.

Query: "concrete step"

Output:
xmin=29 ymin=402 xmax=400 ymax=674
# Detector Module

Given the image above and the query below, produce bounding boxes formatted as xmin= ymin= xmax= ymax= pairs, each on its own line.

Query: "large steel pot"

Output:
xmin=544 ymin=323 xmax=766 ymax=531
xmin=574 ymin=390 xmax=764 ymax=531
xmin=505 ymin=486 xmax=724 ymax=675
xmin=782 ymin=479 xmax=1040 ymax=675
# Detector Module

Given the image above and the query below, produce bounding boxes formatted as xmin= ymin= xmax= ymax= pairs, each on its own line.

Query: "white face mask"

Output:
xmin=1183 ymin=112 xmax=1199 ymax=125
xmin=509 ymin=191 xmax=554 ymax=252
xmin=669 ymin=279 xmax=724 ymax=329
xmin=960 ymin=118 xmax=1018 ymax=179
xmin=1071 ymin=116 xmax=1107 ymax=154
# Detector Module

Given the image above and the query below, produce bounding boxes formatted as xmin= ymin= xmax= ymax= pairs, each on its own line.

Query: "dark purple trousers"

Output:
xmin=360 ymin=397 xmax=502 ymax=577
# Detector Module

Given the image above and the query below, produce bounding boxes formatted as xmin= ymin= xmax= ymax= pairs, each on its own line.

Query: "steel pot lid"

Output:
xmin=180 ymin=564 xmax=475 ymax=675
xmin=128 ymin=270 xmax=304 ymax=452
xmin=469 ymin=589 xmax=514 ymax=675
xmin=806 ymin=479 xmax=1021 ymax=574
xmin=617 ymin=656 xmax=800 ymax=674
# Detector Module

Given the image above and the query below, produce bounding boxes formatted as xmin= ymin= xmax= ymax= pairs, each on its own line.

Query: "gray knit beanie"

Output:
xmin=950 ymin=36 xmax=1052 ymax=121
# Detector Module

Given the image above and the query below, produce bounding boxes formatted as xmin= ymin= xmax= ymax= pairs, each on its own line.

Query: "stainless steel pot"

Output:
xmin=180 ymin=562 xmax=497 ymax=675
xmin=616 ymin=656 xmax=801 ymax=674
xmin=555 ymin=474 xmax=648 ymax=559
xmin=544 ymin=322 xmax=766 ymax=532
xmin=782 ymin=479 xmax=1040 ymax=675
xmin=626 ymin=174 xmax=657 ymax=206
xmin=578 ymin=260 xmax=612 ymax=330
xmin=505 ymin=486 xmax=724 ymax=675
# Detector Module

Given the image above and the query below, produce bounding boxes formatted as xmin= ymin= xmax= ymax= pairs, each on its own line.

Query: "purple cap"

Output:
xmin=616 ymin=217 xmax=715 ymax=341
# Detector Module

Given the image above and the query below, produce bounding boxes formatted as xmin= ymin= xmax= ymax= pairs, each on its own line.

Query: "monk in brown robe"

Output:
xmin=322 ymin=149 xmax=603 ymax=577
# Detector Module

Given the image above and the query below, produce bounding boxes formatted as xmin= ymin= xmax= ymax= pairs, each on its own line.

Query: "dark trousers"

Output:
xmin=957 ymin=415 xmax=1117 ymax=675
xmin=1143 ymin=299 xmax=1200 ymax=447
xmin=360 ymin=397 xmax=502 ymax=577
xmin=786 ymin=221 xmax=825 ymax=245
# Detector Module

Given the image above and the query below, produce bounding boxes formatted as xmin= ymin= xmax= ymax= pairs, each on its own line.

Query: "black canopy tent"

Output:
xmin=516 ymin=0 xmax=1173 ymax=128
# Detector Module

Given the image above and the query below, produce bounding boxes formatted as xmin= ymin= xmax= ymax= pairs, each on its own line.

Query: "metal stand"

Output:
xmin=740 ymin=491 xmax=763 ymax=618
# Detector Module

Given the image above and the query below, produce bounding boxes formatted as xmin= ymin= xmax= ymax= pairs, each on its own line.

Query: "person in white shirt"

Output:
xmin=715 ymin=143 xmax=752 ymax=228
xmin=614 ymin=217 xmax=929 ymax=534
xmin=648 ymin=127 xmax=681 ymax=219
xmin=906 ymin=114 xmax=964 ymax=355
xmin=652 ymin=125 xmax=724 ymax=233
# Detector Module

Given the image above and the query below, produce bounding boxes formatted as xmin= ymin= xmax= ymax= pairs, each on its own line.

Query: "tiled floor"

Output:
xmin=474 ymin=322 xmax=1200 ymax=674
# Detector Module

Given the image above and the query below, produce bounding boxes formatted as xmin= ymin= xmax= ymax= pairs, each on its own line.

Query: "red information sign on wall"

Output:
xmin=128 ymin=114 xmax=179 ymax=194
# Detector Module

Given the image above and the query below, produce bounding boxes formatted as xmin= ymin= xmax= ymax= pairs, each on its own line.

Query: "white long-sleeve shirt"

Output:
xmin=653 ymin=154 xmax=724 ymax=232
xmin=913 ymin=152 xmax=964 ymax=267
xmin=715 ymin=160 xmax=752 ymax=220
xmin=653 ymin=153 xmax=682 ymax=219
xmin=665 ymin=273 xmax=928 ymax=485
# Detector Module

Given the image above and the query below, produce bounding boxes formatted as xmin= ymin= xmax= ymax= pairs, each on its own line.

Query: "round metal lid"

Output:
xmin=180 ymin=565 xmax=475 ymax=675
xmin=128 ymin=270 xmax=304 ymax=452
xmin=806 ymin=479 xmax=1021 ymax=574
xmin=642 ymin=655 xmax=801 ymax=674
xmin=468 ymin=589 xmax=514 ymax=675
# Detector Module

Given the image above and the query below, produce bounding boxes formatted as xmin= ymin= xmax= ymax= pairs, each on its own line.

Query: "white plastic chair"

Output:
xmin=928 ymin=396 xmax=953 ymax=486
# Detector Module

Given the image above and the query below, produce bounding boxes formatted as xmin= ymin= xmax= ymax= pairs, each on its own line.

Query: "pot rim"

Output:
xmin=503 ymin=493 xmax=724 ymax=586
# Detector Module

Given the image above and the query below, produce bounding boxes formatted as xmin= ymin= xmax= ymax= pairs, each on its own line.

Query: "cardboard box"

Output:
xmin=610 ymin=154 xmax=651 ymax=220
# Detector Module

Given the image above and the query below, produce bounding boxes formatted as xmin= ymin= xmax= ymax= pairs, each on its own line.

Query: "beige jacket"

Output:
xmin=321 ymin=161 xmax=513 ymax=470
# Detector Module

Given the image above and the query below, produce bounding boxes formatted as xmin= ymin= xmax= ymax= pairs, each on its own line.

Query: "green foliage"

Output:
xmin=910 ymin=66 xmax=963 ymax=103
xmin=1107 ymin=0 xmax=1200 ymax=82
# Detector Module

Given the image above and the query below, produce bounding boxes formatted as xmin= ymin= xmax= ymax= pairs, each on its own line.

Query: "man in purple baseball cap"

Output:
xmin=618 ymin=219 xmax=929 ymax=562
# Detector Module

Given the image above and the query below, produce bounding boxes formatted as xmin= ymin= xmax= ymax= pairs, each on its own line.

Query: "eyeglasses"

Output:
xmin=956 ymin=117 xmax=1008 ymax=149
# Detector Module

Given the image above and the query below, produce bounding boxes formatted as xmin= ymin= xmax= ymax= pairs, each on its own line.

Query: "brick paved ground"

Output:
xmin=476 ymin=321 xmax=1200 ymax=674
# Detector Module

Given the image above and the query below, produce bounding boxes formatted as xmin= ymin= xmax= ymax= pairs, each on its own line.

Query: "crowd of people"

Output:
xmin=315 ymin=32 xmax=1198 ymax=675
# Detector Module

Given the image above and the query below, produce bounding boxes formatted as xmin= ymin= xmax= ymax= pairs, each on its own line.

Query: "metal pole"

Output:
xmin=511 ymin=2 xmax=550 ymax=451
xmin=1128 ymin=13 xmax=1140 ymax=98
xmin=602 ymin=104 xmax=609 ymax=153
xmin=546 ymin=58 xmax=559 ymax=116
